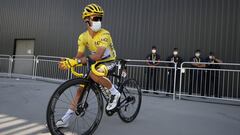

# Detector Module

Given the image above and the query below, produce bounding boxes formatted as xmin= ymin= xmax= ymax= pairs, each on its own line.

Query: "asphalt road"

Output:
xmin=0 ymin=77 xmax=240 ymax=135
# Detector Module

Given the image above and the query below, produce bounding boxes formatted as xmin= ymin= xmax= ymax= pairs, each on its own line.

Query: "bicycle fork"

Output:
xmin=75 ymin=85 xmax=90 ymax=116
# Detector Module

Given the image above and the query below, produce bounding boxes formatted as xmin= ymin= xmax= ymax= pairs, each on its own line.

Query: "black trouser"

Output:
xmin=206 ymin=70 xmax=220 ymax=97
xmin=146 ymin=68 xmax=158 ymax=91
xmin=189 ymin=70 xmax=205 ymax=96
xmin=167 ymin=69 xmax=180 ymax=93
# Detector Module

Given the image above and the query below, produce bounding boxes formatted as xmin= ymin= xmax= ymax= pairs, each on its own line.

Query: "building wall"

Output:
xmin=0 ymin=0 xmax=240 ymax=62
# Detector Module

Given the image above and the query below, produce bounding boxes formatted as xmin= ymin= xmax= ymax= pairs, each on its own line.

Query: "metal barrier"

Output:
xmin=125 ymin=59 xmax=177 ymax=100
xmin=0 ymin=55 xmax=12 ymax=77
xmin=35 ymin=55 xmax=69 ymax=81
xmin=11 ymin=55 xmax=35 ymax=79
xmin=1 ymin=54 xmax=240 ymax=102
xmin=179 ymin=62 xmax=240 ymax=101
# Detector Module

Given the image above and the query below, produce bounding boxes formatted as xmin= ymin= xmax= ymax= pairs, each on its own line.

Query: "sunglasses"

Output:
xmin=91 ymin=16 xmax=102 ymax=22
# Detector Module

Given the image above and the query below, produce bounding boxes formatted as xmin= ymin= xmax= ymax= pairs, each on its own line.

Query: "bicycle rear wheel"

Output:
xmin=117 ymin=79 xmax=142 ymax=123
xmin=46 ymin=78 xmax=103 ymax=135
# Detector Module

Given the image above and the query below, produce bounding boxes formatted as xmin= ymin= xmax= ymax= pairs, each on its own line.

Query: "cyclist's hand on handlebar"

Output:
xmin=58 ymin=58 xmax=79 ymax=70
xmin=58 ymin=58 xmax=68 ymax=70
xmin=79 ymin=57 xmax=88 ymax=65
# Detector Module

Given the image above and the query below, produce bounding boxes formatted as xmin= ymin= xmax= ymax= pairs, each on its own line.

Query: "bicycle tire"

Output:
xmin=46 ymin=78 xmax=103 ymax=135
xmin=117 ymin=79 xmax=142 ymax=123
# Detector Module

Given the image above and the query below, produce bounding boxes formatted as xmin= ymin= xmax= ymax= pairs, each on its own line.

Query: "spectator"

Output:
xmin=145 ymin=46 xmax=160 ymax=94
xmin=205 ymin=52 xmax=223 ymax=97
xmin=189 ymin=49 xmax=206 ymax=96
xmin=166 ymin=48 xmax=183 ymax=95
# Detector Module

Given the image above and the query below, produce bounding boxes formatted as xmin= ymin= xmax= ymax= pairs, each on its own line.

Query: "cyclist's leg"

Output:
xmin=56 ymin=86 xmax=85 ymax=127
xmin=90 ymin=71 xmax=119 ymax=95
xmin=89 ymin=62 xmax=116 ymax=90
xmin=70 ymin=86 xmax=85 ymax=111
xmin=89 ymin=64 xmax=120 ymax=110
xmin=90 ymin=72 xmax=112 ymax=89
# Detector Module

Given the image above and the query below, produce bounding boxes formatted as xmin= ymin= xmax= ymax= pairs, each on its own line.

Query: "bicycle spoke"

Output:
xmin=55 ymin=107 xmax=69 ymax=110
xmin=124 ymin=87 xmax=134 ymax=96
xmin=84 ymin=113 xmax=95 ymax=123
xmin=85 ymin=91 xmax=96 ymax=103
xmin=71 ymin=116 xmax=78 ymax=135
xmin=82 ymin=116 xmax=91 ymax=129
xmin=76 ymin=116 xmax=81 ymax=134
xmin=117 ymin=79 xmax=142 ymax=122
xmin=69 ymin=87 xmax=74 ymax=100
xmin=54 ymin=113 xmax=66 ymax=117
xmin=86 ymin=107 xmax=98 ymax=112
xmin=55 ymin=98 xmax=71 ymax=106
xmin=47 ymin=78 xmax=103 ymax=135
xmin=86 ymin=110 xmax=97 ymax=116
xmin=86 ymin=95 xmax=97 ymax=103
xmin=54 ymin=111 xmax=66 ymax=115
xmin=62 ymin=92 xmax=72 ymax=103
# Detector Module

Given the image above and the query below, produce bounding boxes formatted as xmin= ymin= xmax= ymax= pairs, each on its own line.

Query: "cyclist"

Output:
xmin=56 ymin=3 xmax=120 ymax=128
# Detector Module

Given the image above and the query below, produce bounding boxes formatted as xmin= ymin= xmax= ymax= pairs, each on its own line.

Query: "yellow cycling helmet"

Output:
xmin=82 ymin=3 xmax=104 ymax=19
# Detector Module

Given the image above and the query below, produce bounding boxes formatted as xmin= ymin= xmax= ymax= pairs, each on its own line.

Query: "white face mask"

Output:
xmin=173 ymin=51 xmax=178 ymax=56
xmin=90 ymin=21 xmax=101 ymax=32
xmin=195 ymin=53 xmax=200 ymax=57
xmin=152 ymin=49 xmax=156 ymax=54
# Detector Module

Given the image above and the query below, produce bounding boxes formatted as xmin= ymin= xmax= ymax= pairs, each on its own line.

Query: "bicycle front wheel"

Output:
xmin=118 ymin=79 xmax=142 ymax=123
xmin=46 ymin=78 xmax=103 ymax=135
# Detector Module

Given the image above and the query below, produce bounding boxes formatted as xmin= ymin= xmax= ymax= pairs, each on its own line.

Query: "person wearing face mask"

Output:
xmin=189 ymin=50 xmax=206 ymax=96
xmin=206 ymin=52 xmax=223 ymax=65
xmin=166 ymin=48 xmax=183 ymax=95
xmin=145 ymin=46 xmax=161 ymax=94
xmin=191 ymin=50 xmax=206 ymax=68
xmin=56 ymin=3 xmax=120 ymax=128
xmin=205 ymin=52 xmax=222 ymax=97
xmin=166 ymin=48 xmax=183 ymax=67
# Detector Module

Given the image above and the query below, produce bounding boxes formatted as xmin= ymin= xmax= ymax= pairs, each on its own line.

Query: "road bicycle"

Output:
xmin=46 ymin=59 xmax=142 ymax=135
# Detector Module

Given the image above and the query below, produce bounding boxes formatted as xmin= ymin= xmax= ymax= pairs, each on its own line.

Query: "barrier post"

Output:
xmin=173 ymin=62 xmax=177 ymax=101
xmin=179 ymin=63 xmax=184 ymax=100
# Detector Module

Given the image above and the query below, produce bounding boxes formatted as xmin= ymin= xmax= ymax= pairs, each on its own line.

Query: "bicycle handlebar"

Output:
xmin=70 ymin=64 xmax=104 ymax=77
xmin=70 ymin=64 xmax=84 ymax=77
xmin=69 ymin=57 xmax=116 ymax=77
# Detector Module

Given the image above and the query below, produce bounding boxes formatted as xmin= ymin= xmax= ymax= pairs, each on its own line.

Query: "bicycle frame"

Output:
xmin=75 ymin=59 xmax=128 ymax=111
xmin=46 ymin=59 xmax=141 ymax=135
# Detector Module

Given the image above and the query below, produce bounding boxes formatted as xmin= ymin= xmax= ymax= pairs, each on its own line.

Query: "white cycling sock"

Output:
xmin=109 ymin=85 xmax=118 ymax=95
xmin=62 ymin=109 xmax=74 ymax=122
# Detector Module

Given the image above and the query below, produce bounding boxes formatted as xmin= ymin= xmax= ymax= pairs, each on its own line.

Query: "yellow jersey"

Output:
xmin=77 ymin=29 xmax=116 ymax=61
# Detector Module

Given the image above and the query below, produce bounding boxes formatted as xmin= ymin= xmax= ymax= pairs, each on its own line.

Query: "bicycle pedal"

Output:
xmin=105 ymin=109 xmax=115 ymax=116
xmin=105 ymin=105 xmax=118 ymax=116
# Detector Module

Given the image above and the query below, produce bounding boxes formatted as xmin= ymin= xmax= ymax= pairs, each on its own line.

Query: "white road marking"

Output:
xmin=0 ymin=113 xmax=49 ymax=135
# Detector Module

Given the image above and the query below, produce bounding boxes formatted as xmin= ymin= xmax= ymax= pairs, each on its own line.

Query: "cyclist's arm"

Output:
xmin=58 ymin=34 xmax=85 ymax=70
xmin=90 ymin=47 xmax=106 ymax=61
xmin=76 ymin=34 xmax=86 ymax=59
xmin=80 ymin=34 xmax=110 ymax=64
xmin=75 ymin=52 xmax=84 ymax=59
xmin=79 ymin=47 xmax=106 ymax=64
